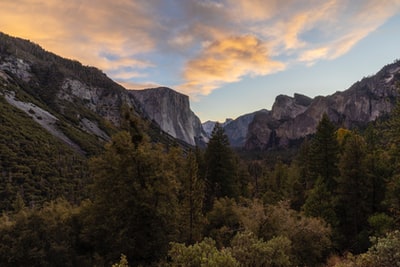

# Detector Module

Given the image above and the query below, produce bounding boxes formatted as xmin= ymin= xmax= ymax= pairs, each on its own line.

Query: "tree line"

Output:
xmin=1 ymin=100 xmax=400 ymax=266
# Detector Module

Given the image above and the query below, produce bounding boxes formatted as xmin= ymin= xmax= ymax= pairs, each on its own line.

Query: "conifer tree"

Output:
xmin=336 ymin=132 xmax=371 ymax=252
xmin=303 ymin=114 xmax=339 ymax=236
xmin=84 ymin=131 xmax=180 ymax=265
xmin=204 ymin=123 xmax=237 ymax=210
xmin=385 ymin=97 xmax=400 ymax=214
xmin=309 ymin=113 xmax=339 ymax=190
xmin=178 ymin=151 xmax=205 ymax=244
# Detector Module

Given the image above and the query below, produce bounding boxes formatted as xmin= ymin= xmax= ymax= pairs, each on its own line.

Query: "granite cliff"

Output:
xmin=244 ymin=61 xmax=400 ymax=150
xmin=0 ymin=32 xmax=205 ymax=150
xmin=202 ymin=61 xmax=399 ymax=150
xmin=130 ymin=87 xmax=207 ymax=146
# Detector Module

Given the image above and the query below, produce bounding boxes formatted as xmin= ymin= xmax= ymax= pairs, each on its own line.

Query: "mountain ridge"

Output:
xmin=1 ymin=31 xmax=400 ymax=152
xmin=205 ymin=60 xmax=400 ymax=149
xmin=0 ymin=32 xmax=204 ymax=151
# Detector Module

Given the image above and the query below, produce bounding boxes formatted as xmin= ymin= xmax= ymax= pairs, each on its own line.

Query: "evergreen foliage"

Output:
xmin=0 ymin=95 xmax=88 ymax=211
xmin=204 ymin=123 xmax=238 ymax=210
xmin=1 ymin=34 xmax=400 ymax=265
xmin=309 ymin=113 xmax=340 ymax=190
xmin=82 ymin=131 xmax=181 ymax=265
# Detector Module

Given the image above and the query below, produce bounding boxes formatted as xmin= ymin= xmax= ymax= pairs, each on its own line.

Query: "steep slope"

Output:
xmin=245 ymin=60 xmax=400 ymax=150
xmin=130 ymin=87 xmax=207 ymax=146
xmin=0 ymin=32 xmax=200 ymax=151
xmin=0 ymin=32 xmax=200 ymax=209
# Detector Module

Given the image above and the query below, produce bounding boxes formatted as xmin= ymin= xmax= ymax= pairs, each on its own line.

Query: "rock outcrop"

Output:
xmin=130 ymin=87 xmax=207 ymax=146
xmin=245 ymin=61 xmax=400 ymax=150
xmin=0 ymin=32 xmax=206 ymax=149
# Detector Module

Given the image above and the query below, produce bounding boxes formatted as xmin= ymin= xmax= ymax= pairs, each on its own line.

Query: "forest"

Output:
xmin=1 ymin=95 xmax=400 ymax=267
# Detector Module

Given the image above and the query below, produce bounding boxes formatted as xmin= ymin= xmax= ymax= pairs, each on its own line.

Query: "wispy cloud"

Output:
xmin=0 ymin=0 xmax=399 ymax=97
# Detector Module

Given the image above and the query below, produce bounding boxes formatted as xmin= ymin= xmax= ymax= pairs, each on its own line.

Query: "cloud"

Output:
xmin=296 ymin=0 xmax=400 ymax=64
xmin=118 ymin=81 xmax=162 ymax=90
xmin=179 ymin=35 xmax=285 ymax=96
xmin=1 ymin=0 xmax=399 ymax=97
xmin=0 ymin=0 xmax=158 ymax=82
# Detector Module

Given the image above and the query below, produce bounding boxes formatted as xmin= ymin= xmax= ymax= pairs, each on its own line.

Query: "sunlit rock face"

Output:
xmin=244 ymin=61 xmax=400 ymax=150
xmin=130 ymin=87 xmax=207 ymax=146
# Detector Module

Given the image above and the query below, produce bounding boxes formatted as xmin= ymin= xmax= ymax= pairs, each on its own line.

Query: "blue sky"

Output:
xmin=1 ymin=0 xmax=400 ymax=122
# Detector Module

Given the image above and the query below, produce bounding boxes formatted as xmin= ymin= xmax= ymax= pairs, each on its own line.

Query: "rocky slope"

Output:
xmin=130 ymin=87 xmax=207 ymax=146
xmin=245 ymin=61 xmax=400 ymax=150
xmin=0 ymin=32 xmax=204 ymax=151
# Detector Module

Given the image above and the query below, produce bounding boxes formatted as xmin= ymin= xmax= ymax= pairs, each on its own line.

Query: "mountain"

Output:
xmin=130 ymin=87 xmax=207 ymax=146
xmin=1 ymin=31 xmax=400 ymax=154
xmin=207 ymin=61 xmax=400 ymax=150
xmin=244 ymin=61 xmax=400 ymax=150
xmin=202 ymin=118 xmax=233 ymax=137
xmin=0 ymin=32 xmax=205 ymax=151
xmin=0 ymin=31 xmax=206 ymax=209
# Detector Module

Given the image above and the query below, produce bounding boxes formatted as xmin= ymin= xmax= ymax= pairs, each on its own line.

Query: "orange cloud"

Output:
xmin=118 ymin=81 xmax=161 ymax=90
xmin=1 ymin=0 xmax=399 ymax=97
xmin=179 ymin=35 xmax=285 ymax=96
xmin=0 ymin=0 xmax=156 ymax=81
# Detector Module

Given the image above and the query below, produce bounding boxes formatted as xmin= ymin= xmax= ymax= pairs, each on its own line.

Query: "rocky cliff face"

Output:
xmin=130 ymin=87 xmax=207 ymax=146
xmin=245 ymin=61 xmax=400 ymax=150
xmin=223 ymin=112 xmax=258 ymax=147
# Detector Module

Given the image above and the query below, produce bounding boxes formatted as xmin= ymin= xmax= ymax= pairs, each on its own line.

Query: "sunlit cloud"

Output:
xmin=119 ymin=81 xmax=162 ymax=90
xmin=179 ymin=35 xmax=285 ymax=96
xmin=0 ymin=0 xmax=399 ymax=97
xmin=0 ymin=0 xmax=157 ymax=84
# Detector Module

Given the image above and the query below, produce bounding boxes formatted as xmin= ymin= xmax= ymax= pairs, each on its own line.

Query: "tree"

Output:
xmin=205 ymin=198 xmax=242 ymax=248
xmin=302 ymin=114 xmax=339 ymax=240
xmin=111 ymin=254 xmax=129 ymax=267
xmin=233 ymin=199 xmax=332 ymax=266
xmin=289 ymin=138 xmax=313 ymax=210
xmin=302 ymin=176 xmax=338 ymax=230
xmin=384 ymin=99 xmax=400 ymax=216
xmin=177 ymin=151 xmax=205 ymax=244
xmin=168 ymin=238 xmax=239 ymax=267
xmin=0 ymin=199 xmax=83 ymax=267
xmin=309 ymin=113 xmax=339 ymax=190
xmin=83 ymin=131 xmax=180 ymax=265
xmin=204 ymin=123 xmax=238 ymax=210
xmin=230 ymin=231 xmax=292 ymax=267
xmin=265 ymin=202 xmax=332 ymax=266
xmin=336 ymin=133 xmax=372 ymax=252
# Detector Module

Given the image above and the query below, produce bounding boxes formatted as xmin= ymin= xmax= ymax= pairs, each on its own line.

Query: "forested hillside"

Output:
xmin=1 ymin=97 xmax=400 ymax=266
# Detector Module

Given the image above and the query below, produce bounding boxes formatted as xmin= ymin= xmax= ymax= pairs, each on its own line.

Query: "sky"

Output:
xmin=1 ymin=0 xmax=400 ymax=122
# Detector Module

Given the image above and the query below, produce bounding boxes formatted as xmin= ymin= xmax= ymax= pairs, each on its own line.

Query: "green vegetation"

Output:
xmin=2 ymin=105 xmax=400 ymax=266
xmin=0 ymin=95 xmax=88 ymax=211
xmin=2 ymin=31 xmax=400 ymax=266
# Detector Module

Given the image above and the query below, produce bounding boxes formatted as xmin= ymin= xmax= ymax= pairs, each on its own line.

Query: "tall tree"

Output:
xmin=302 ymin=114 xmax=339 ymax=235
xmin=204 ymin=123 xmax=237 ymax=210
xmin=178 ymin=151 xmax=205 ymax=244
xmin=335 ymin=132 xmax=371 ymax=252
xmin=309 ymin=114 xmax=340 ymax=190
xmin=83 ymin=131 xmax=180 ymax=265
xmin=384 ymin=98 xmax=400 ymax=215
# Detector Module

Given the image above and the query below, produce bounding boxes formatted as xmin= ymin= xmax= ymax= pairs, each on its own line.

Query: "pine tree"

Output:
xmin=85 ymin=131 xmax=180 ymax=265
xmin=204 ymin=123 xmax=237 ymax=210
xmin=336 ymin=132 xmax=371 ymax=252
xmin=309 ymin=113 xmax=339 ymax=190
xmin=385 ymin=98 xmax=400 ymax=215
xmin=178 ymin=151 xmax=205 ymax=244
xmin=303 ymin=114 xmax=339 ymax=237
